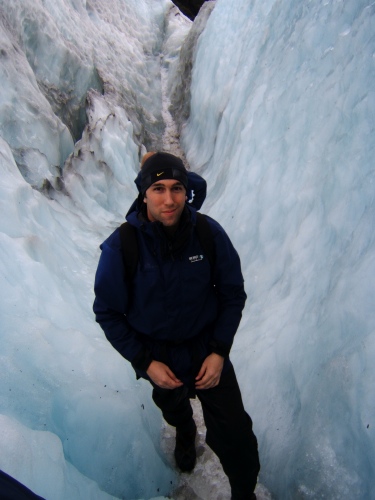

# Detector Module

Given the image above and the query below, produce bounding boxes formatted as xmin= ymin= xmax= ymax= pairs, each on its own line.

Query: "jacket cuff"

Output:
xmin=131 ymin=348 xmax=153 ymax=372
xmin=209 ymin=339 xmax=231 ymax=358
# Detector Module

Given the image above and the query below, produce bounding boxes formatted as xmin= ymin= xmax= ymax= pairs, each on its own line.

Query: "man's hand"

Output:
xmin=195 ymin=353 xmax=224 ymax=390
xmin=146 ymin=360 xmax=183 ymax=389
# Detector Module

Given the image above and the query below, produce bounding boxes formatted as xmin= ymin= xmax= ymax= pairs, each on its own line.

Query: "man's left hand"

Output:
xmin=195 ymin=353 xmax=224 ymax=389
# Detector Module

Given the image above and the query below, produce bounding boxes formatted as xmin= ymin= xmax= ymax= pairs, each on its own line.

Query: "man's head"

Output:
xmin=140 ymin=151 xmax=156 ymax=167
xmin=141 ymin=152 xmax=188 ymax=227
xmin=140 ymin=152 xmax=188 ymax=196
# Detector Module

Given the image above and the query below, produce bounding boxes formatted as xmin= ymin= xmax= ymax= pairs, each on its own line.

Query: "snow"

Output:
xmin=0 ymin=0 xmax=374 ymax=498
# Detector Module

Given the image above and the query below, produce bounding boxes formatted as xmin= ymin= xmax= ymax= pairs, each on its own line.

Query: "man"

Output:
xmin=93 ymin=152 xmax=260 ymax=499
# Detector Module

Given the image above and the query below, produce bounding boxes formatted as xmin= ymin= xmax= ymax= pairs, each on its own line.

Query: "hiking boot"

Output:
xmin=174 ymin=419 xmax=197 ymax=472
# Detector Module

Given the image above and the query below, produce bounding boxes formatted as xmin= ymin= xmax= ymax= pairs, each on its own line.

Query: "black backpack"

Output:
xmin=119 ymin=212 xmax=215 ymax=284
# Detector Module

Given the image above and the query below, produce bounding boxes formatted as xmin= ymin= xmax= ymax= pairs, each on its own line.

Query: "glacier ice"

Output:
xmin=0 ymin=0 xmax=374 ymax=498
xmin=182 ymin=0 xmax=375 ymax=497
xmin=168 ymin=1 xmax=216 ymax=134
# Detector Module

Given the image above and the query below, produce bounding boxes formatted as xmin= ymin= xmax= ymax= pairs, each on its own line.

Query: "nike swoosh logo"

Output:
xmin=156 ymin=171 xmax=164 ymax=176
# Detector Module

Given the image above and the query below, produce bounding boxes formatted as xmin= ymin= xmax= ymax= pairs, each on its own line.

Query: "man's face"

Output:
xmin=144 ymin=179 xmax=187 ymax=227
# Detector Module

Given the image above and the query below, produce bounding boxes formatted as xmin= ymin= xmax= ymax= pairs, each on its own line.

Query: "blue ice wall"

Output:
xmin=182 ymin=0 xmax=375 ymax=497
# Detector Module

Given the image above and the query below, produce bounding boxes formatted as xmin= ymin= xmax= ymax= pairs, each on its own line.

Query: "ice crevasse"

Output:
xmin=0 ymin=0 xmax=374 ymax=499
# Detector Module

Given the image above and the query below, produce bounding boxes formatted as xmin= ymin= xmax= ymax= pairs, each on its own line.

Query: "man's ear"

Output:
xmin=143 ymin=192 xmax=147 ymax=203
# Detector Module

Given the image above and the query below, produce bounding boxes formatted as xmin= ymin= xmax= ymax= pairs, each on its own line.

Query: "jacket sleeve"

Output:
xmin=93 ymin=229 xmax=152 ymax=372
xmin=208 ymin=218 xmax=247 ymax=357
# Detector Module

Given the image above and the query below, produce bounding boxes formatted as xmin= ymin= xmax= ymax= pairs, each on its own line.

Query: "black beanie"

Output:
xmin=140 ymin=152 xmax=188 ymax=195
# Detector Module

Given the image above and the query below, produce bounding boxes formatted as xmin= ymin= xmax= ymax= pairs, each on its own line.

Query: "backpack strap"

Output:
xmin=195 ymin=212 xmax=216 ymax=270
xmin=119 ymin=222 xmax=139 ymax=284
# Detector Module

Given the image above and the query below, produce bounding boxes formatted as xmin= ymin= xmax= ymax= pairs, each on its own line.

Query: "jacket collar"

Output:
xmin=126 ymin=205 xmax=197 ymax=259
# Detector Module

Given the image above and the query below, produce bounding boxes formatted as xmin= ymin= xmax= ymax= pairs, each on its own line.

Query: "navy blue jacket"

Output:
xmin=93 ymin=206 xmax=246 ymax=384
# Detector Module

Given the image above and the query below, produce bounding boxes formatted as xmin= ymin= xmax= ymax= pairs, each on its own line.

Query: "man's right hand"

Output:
xmin=146 ymin=360 xmax=183 ymax=389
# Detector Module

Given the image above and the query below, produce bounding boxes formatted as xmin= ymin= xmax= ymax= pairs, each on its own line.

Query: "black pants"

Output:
xmin=152 ymin=365 xmax=260 ymax=497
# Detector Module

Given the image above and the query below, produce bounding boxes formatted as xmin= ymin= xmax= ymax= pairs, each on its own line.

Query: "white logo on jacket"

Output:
xmin=189 ymin=255 xmax=204 ymax=263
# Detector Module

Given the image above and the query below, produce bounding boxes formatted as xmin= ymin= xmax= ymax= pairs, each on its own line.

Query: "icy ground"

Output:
xmin=162 ymin=399 xmax=271 ymax=500
xmin=0 ymin=0 xmax=374 ymax=499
